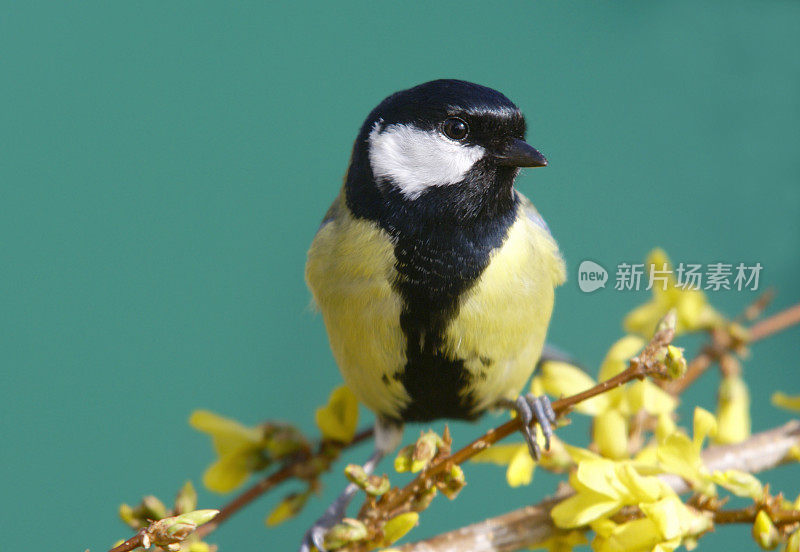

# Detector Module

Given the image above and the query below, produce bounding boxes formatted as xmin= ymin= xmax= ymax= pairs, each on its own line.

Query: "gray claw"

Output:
xmin=514 ymin=395 xmax=541 ymax=460
xmin=501 ymin=394 xmax=556 ymax=461
xmin=299 ymin=519 xmax=334 ymax=552
xmin=299 ymin=484 xmax=356 ymax=552
xmin=299 ymin=524 xmax=324 ymax=552
xmin=311 ymin=525 xmax=328 ymax=552
xmin=528 ymin=393 xmax=554 ymax=451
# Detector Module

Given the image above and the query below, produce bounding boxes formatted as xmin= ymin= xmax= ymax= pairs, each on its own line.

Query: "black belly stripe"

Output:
xmin=344 ymin=153 xmax=521 ymax=422
xmin=394 ymin=243 xmax=485 ymax=422
xmin=390 ymin=203 xmax=520 ymax=422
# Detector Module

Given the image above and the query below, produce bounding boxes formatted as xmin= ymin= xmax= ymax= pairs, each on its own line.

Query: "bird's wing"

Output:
xmin=317 ymin=193 xmax=344 ymax=232
xmin=516 ymin=190 xmax=567 ymax=287
xmin=517 ymin=191 xmax=553 ymax=236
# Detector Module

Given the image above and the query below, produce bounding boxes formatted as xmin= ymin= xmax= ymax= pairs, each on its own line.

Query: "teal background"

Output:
xmin=1 ymin=2 xmax=798 ymax=551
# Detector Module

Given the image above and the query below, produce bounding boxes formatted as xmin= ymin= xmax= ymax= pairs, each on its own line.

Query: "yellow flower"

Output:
xmin=656 ymin=407 xmax=717 ymax=496
xmin=588 ymin=336 xmax=677 ymax=461
xmin=265 ymin=490 xmax=312 ymax=526
xmin=786 ymin=529 xmax=800 ymax=552
xmin=655 ymin=412 xmax=677 ymax=443
xmin=633 ymin=443 xmax=659 ymax=468
xmin=692 ymin=407 xmax=718 ymax=451
xmin=473 ymin=432 xmax=574 ymax=487
xmin=472 ymin=443 xmax=535 ymax=487
xmin=624 ymin=249 xmax=722 ymax=337
xmin=539 ymin=361 xmax=609 ymax=415
xmin=598 ymin=336 xmax=645 ymax=382
xmin=592 ymin=496 xmax=711 ymax=552
xmin=191 ymin=410 xmax=307 ymax=492
xmin=315 ymin=385 xmax=359 ymax=443
xmin=593 ymin=409 xmax=629 ymax=460
xmin=190 ymin=410 xmax=269 ymax=493
xmin=711 ymin=470 xmax=763 ymax=500
xmin=530 ymin=529 xmax=588 ymax=552
xmin=592 ymin=517 xmax=677 ymax=552
xmin=627 ymin=380 xmax=678 ymax=416
xmin=715 ymin=375 xmax=750 ymax=444
xmin=551 ymin=458 xmax=673 ymax=528
xmin=639 ymin=496 xmax=713 ymax=541
xmin=772 ymin=392 xmax=800 ymax=412
xmin=506 ymin=445 xmax=537 ymax=487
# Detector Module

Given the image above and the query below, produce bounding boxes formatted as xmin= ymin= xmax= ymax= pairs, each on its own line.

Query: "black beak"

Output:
xmin=496 ymin=138 xmax=548 ymax=168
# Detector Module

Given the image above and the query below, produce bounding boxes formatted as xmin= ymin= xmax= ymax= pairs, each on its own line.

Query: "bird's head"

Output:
xmin=345 ymin=79 xmax=546 ymax=224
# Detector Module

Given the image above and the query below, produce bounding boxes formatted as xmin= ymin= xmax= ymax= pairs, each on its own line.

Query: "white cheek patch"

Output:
xmin=368 ymin=122 xmax=486 ymax=199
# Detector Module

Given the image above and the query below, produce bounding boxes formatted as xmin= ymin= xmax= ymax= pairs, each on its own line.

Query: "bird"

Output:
xmin=303 ymin=79 xmax=565 ymax=551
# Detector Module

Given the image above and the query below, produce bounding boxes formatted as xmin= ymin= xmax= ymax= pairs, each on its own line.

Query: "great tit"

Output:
xmin=303 ymin=79 xmax=565 ymax=551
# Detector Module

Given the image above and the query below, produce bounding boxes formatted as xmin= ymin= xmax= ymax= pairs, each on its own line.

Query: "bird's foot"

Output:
xmin=506 ymin=393 xmax=556 ymax=460
xmin=299 ymin=517 xmax=333 ymax=552
xmin=298 ymin=508 xmax=341 ymax=552
xmin=298 ymin=482 xmax=358 ymax=552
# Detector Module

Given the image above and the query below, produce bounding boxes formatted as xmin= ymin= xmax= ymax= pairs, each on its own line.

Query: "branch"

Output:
xmin=107 ymin=428 xmax=374 ymax=552
xmin=714 ymin=505 xmax=800 ymax=526
xmin=664 ymin=300 xmax=799 ymax=395
xmin=397 ymin=421 xmax=800 ymax=552
xmin=108 ymin=533 xmax=145 ymax=552
xmin=109 ymin=510 xmax=219 ymax=552
xmin=749 ymin=302 xmax=800 ymax=341
xmin=198 ymin=427 xmax=374 ymax=538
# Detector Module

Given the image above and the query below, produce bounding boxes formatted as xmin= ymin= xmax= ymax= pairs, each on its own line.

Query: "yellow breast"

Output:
xmin=306 ymin=195 xmax=410 ymax=418
xmin=444 ymin=205 xmax=566 ymax=413
xmin=306 ymin=194 xmax=565 ymax=420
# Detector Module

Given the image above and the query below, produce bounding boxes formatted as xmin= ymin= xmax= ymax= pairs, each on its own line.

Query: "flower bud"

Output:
xmin=410 ymin=486 xmax=437 ymax=512
xmin=437 ymin=464 xmax=466 ymax=499
xmin=266 ymin=492 xmax=310 ymax=526
xmin=394 ymin=444 xmax=416 ymax=473
xmin=345 ymin=464 xmax=391 ymax=496
xmin=118 ymin=504 xmax=138 ymax=529
xmin=752 ymin=510 xmax=780 ymax=550
xmin=382 ymin=512 xmax=419 ymax=546
xmin=412 ymin=432 xmax=441 ymax=467
xmin=323 ymin=518 xmax=368 ymax=550
xmin=656 ymin=309 xmax=678 ymax=335
xmin=142 ymin=495 xmax=168 ymax=520
xmin=174 ymin=480 xmax=198 ymax=515
xmin=664 ymin=345 xmax=687 ymax=380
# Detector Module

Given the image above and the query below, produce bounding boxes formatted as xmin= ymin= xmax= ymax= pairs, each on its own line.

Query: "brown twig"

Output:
xmin=198 ymin=427 xmax=374 ymax=538
xmin=664 ymin=299 xmax=799 ymax=395
xmin=195 ymin=462 xmax=297 ymax=539
xmin=713 ymin=505 xmax=800 ymax=526
xmin=749 ymin=302 xmax=800 ymax=342
xmin=108 ymin=532 xmax=146 ymax=552
xmin=397 ymin=421 xmax=800 ymax=552
xmin=107 ymin=428 xmax=374 ymax=552
xmin=737 ymin=288 xmax=775 ymax=323
xmin=613 ymin=497 xmax=800 ymax=530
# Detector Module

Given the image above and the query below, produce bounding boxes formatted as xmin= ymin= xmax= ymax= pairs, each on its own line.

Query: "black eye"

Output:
xmin=442 ymin=117 xmax=469 ymax=141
